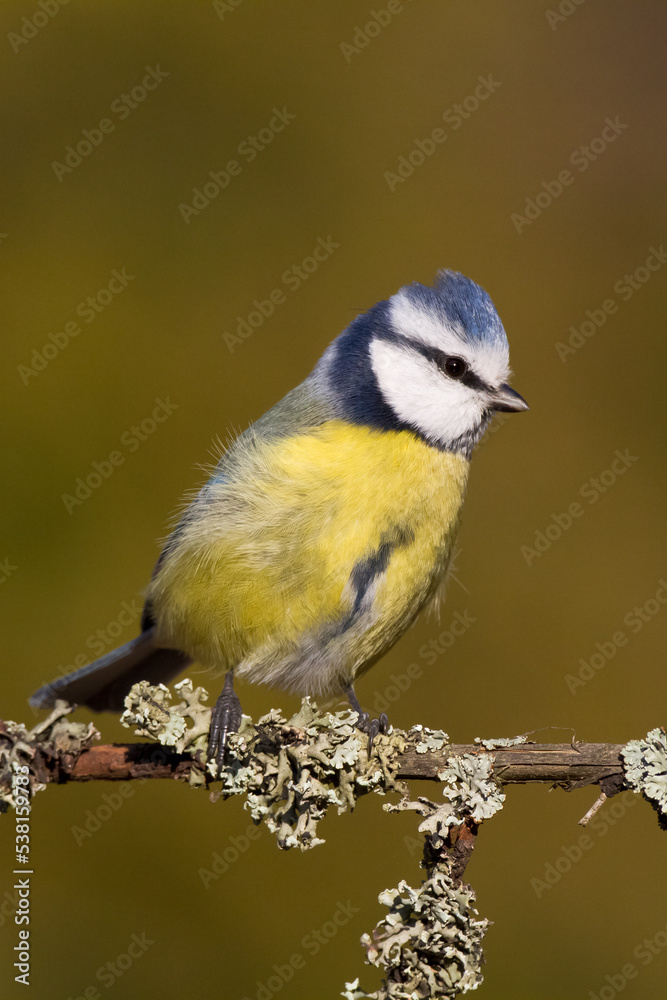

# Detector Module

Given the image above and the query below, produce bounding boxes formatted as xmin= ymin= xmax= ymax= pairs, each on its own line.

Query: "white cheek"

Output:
xmin=369 ymin=340 xmax=484 ymax=446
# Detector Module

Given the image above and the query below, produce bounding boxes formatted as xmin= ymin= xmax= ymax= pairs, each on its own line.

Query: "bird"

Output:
xmin=31 ymin=270 xmax=528 ymax=767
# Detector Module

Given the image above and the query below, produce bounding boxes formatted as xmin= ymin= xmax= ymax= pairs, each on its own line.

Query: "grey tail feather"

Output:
xmin=29 ymin=628 xmax=191 ymax=714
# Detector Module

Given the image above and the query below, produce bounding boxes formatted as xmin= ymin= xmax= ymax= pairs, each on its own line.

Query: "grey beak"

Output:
xmin=490 ymin=383 xmax=529 ymax=413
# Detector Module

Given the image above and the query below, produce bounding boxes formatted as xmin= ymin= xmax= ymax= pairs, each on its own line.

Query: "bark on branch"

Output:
xmin=32 ymin=738 xmax=627 ymax=793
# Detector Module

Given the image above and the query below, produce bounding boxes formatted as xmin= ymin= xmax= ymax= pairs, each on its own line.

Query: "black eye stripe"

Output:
xmin=459 ymin=368 xmax=488 ymax=391
xmin=412 ymin=342 xmax=488 ymax=392
xmin=373 ymin=332 xmax=492 ymax=392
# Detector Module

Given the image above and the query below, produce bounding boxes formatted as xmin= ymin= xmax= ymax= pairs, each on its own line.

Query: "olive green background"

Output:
xmin=2 ymin=2 xmax=666 ymax=998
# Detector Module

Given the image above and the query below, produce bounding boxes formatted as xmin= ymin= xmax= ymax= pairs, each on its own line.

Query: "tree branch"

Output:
xmin=398 ymin=741 xmax=626 ymax=789
xmin=4 ymin=690 xmax=661 ymax=1000
xmin=32 ymin=738 xmax=627 ymax=792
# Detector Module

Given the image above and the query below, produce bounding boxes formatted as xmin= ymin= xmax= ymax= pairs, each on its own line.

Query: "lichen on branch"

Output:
xmin=121 ymin=679 xmax=409 ymax=850
xmin=2 ymin=681 xmax=662 ymax=1000
xmin=0 ymin=702 xmax=99 ymax=811
xmin=621 ymin=726 xmax=667 ymax=829
xmin=342 ymin=859 xmax=488 ymax=999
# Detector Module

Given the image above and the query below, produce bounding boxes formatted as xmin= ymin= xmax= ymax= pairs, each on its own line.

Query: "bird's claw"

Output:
xmin=354 ymin=711 xmax=389 ymax=755
xmin=207 ymin=671 xmax=242 ymax=778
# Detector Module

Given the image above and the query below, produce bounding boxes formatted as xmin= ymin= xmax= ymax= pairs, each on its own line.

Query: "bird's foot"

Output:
xmin=207 ymin=670 xmax=242 ymax=777
xmin=355 ymin=711 xmax=389 ymax=755
xmin=345 ymin=685 xmax=389 ymax=755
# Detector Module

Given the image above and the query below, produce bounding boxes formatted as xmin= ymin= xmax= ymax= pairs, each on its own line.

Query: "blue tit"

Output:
xmin=31 ymin=270 xmax=528 ymax=763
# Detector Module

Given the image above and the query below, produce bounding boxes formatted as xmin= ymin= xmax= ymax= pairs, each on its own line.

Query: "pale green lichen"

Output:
xmin=120 ymin=680 xmax=187 ymax=746
xmin=120 ymin=678 xmax=217 ymax=752
xmin=474 ymin=734 xmax=528 ymax=749
xmin=0 ymin=701 xmax=99 ymax=810
xmin=418 ymin=802 xmax=457 ymax=846
xmin=411 ymin=724 xmax=450 ymax=754
xmin=120 ymin=681 xmax=407 ymax=850
xmin=621 ymin=727 xmax=667 ymax=829
xmin=438 ymin=753 xmax=505 ymax=827
xmin=341 ymin=864 xmax=488 ymax=998
xmin=385 ymin=752 xmax=504 ymax=855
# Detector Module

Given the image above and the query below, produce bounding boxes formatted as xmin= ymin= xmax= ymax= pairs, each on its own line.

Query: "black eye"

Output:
xmin=441 ymin=356 xmax=468 ymax=380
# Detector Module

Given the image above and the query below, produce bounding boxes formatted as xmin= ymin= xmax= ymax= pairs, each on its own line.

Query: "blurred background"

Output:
xmin=1 ymin=2 xmax=666 ymax=997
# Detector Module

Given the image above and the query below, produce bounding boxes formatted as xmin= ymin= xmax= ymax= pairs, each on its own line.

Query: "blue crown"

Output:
xmin=400 ymin=270 xmax=507 ymax=348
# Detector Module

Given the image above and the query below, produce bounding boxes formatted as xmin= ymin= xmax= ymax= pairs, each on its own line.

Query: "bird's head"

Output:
xmin=317 ymin=270 xmax=528 ymax=457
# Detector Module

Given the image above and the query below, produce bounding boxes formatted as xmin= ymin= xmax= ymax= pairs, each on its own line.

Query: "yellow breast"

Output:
xmin=149 ymin=421 xmax=469 ymax=694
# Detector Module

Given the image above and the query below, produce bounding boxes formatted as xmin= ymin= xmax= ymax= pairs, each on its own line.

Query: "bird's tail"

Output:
xmin=29 ymin=628 xmax=191 ymax=713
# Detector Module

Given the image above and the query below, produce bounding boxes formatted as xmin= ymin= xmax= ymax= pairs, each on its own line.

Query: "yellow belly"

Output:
xmin=148 ymin=421 xmax=469 ymax=694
